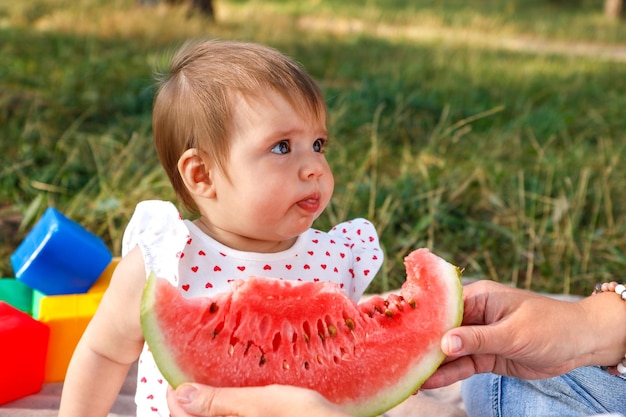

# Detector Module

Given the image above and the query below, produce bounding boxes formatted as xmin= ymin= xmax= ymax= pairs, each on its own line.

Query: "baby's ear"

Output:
xmin=177 ymin=148 xmax=216 ymax=198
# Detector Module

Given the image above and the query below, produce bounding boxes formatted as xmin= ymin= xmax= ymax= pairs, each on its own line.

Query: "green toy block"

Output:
xmin=0 ymin=278 xmax=33 ymax=315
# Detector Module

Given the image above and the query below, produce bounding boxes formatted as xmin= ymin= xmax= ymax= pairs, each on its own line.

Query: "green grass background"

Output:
xmin=1 ymin=0 xmax=625 ymax=295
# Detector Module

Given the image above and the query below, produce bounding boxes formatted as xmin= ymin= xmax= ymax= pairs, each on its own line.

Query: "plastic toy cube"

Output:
xmin=10 ymin=207 xmax=113 ymax=295
xmin=0 ymin=278 xmax=33 ymax=315
xmin=31 ymin=259 xmax=117 ymax=383
xmin=0 ymin=302 xmax=50 ymax=405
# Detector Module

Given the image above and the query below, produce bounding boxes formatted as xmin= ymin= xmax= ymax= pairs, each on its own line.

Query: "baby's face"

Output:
xmin=204 ymin=90 xmax=334 ymax=252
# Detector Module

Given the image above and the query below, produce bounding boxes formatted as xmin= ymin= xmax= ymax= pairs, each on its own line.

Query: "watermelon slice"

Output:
xmin=140 ymin=248 xmax=463 ymax=417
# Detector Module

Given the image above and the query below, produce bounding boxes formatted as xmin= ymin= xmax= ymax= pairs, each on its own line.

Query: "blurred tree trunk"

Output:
xmin=605 ymin=0 xmax=623 ymax=19
xmin=163 ymin=0 xmax=214 ymax=20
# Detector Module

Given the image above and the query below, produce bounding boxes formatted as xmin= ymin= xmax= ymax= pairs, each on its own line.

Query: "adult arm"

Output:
xmin=423 ymin=280 xmax=626 ymax=389
xmin=59 ymin=247 xmax=147 ymax=416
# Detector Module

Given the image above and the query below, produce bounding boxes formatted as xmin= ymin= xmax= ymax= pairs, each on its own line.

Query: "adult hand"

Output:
xmin=422 ymin=280 xmax=626 ymax=389
xmin=167 ymin=383 xmax=353 ymax=417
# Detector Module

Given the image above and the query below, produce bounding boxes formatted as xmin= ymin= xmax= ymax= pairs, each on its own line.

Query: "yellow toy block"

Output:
xmin=32 ymin=257 xmax=120 ymax=382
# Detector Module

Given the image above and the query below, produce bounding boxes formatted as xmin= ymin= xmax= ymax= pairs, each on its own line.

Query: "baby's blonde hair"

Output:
xmin=153 ymin=39 xmax=328 ymax=213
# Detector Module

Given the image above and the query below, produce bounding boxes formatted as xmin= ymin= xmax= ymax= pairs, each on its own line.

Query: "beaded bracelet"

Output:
xmin=592 ymin=282 xmax=626 ymax=376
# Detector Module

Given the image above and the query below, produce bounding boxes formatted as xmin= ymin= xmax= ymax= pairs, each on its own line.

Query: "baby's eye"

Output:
xmin=270 ymin=140 xmax=290 ymax=155
xmin=312 ymin=138 xmax=326 ymax=153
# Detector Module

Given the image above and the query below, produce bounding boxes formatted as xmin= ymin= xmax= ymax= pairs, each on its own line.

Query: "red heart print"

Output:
xmin=263 ymin=264 xmax=271 ymax=270
xmin=307 ymin=251 xmax=314 ymax=256
xmin=187 ymin=238 xmax=192 ymax=244
xmin=182 ymin=284 xmax=190 ymax=291
xmin=364 ymin=270 xmax=370 ymax=276
xmin=198 ymin=250 xmax=206 ymax=256
xmin=191 ymin=266 xmax=199 ymax=272
xmin=312 ymin=239 xmax=319 ymax=244
xmin=237 ymin=266 xmax=246 ymax=271
xmin=285 ymin=264 xmax=292 ymax=270
xmin=141 ymin=377 xmax=147 ymax=383
xmin=214 ymin=265 xmax=222 ymax=272
xmin=304 ymin=264 xmax=311 ymax=270
xmin=147 ymin=394 xmax=154 ymax=399
xmin=205 ymin=282 xmax=213 ymax=288
xmin=321 ymin=264 xmax=327 ymax=270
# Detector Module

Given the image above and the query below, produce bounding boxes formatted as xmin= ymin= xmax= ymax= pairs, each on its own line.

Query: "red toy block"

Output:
xmin=0 ymin=301 xmax=50 ymax=405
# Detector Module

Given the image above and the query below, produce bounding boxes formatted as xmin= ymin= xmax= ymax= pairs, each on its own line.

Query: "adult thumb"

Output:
xmin=441 ymin=324 xmax=502 ymax=357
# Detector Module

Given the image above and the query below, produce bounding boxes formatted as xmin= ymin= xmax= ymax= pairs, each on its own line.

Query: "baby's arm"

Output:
xmin=59 ymin=247 xmax=147 ymax=417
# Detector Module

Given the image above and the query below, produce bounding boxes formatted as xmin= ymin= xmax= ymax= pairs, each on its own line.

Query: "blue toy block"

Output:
xmin=10 ymin=207 xmax=113 ymax=296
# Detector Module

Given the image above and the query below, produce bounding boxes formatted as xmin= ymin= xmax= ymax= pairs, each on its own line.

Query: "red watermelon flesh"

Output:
xmin=140 ymin=248 xmax=463 ymax=417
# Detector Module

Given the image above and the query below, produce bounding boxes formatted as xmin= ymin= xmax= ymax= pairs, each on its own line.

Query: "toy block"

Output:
xmin=29 ymin=257 xmax=117 ymax=383
xmin=10 ymin=207 xmax=113 ymax=295
xmin=0 ymin=302 xmax=50 ymax=405
xmin=0 ymin=278 xmax=32 ymax=315
xmin=88 ymin=257 xmax=120 ymax=295
xmin=32 ymin=289 xmax=105 ymax=382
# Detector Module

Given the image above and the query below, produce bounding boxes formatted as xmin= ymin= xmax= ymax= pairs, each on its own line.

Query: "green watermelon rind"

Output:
xmin=140 ymin=272 xmax=192 ymax=387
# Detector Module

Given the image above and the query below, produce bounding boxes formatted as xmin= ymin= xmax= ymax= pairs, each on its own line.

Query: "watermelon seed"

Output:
xmin=317 ymin=319 xmax=326 ymax=342
xmin=212 ymin=321 xmax=225 ymax=338
xmin=408 ymin=299 xmax=417 ymax=309
xmin=384 ymin=309 xmax=394 ymax=318
xmin=345 ymin=318 xmax=355 ymax=330
xmin=302 ymin=321 xmax=312 ymax=343
xmin=327 ymin=324 xmax=337 ymax=338
xmin=259 ymin=355 xmax=266 ymax=366
xmin=282 ymin=360 xmax=290 ymax=370
xmin=304 ymin=361 xmax=310 ymax=370
xmin=272 ymin=332 xmax=282 ymax=352
xmin=333 ymin=356 xmax=340 ymax=364
xmin=209 ymin=302 xmax=219 ymax=313
xmin=395 ymin=301 xmax=404 ymax=311
xmin=374 ymin=305 xmax=383 ymax=314
xmin=228 ymin=344 xmax=234 ymax=356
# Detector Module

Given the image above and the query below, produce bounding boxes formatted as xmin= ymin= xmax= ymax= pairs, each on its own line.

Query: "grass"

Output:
xmin=1 ymin=0 xmax=625 ymax=295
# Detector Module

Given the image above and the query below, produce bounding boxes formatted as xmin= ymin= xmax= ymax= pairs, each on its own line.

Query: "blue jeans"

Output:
xmin=462 ymin=367 xmax=626 ymax=417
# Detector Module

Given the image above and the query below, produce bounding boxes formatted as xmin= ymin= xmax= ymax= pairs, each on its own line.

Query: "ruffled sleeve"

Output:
xmin=121 ymin=200 xmax=190 ymax=285
xmin=329 ymin=218 xmax=384 ymax=297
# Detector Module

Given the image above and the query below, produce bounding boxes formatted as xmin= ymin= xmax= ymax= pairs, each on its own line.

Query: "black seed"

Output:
xmin=210 ymin=302 xmax=219 ymax=313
